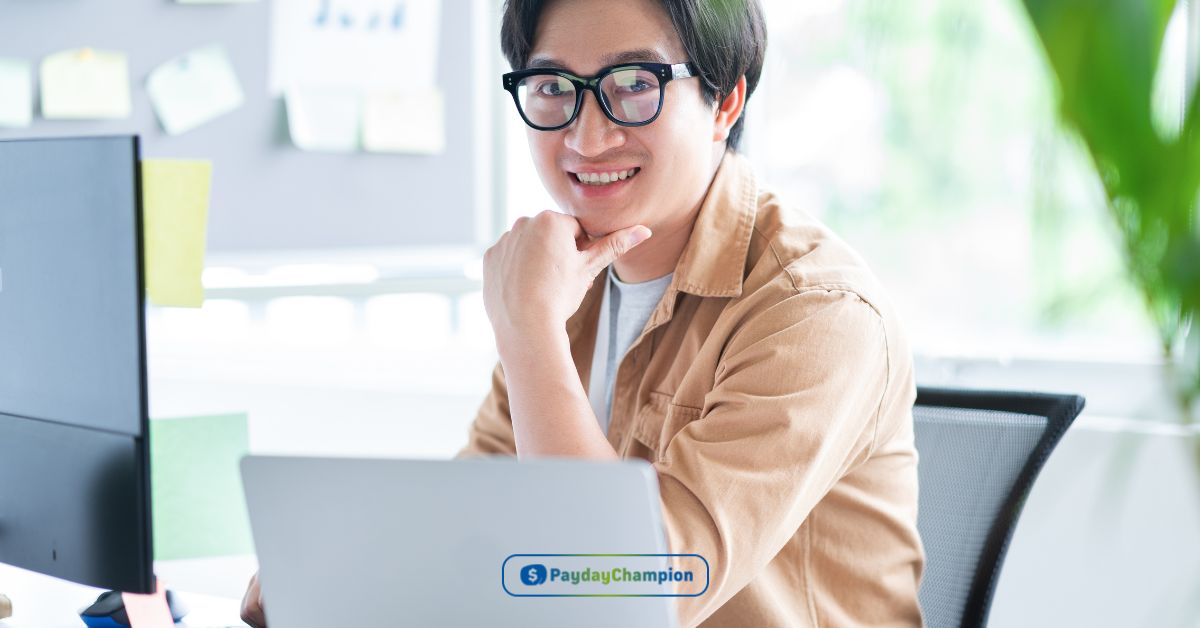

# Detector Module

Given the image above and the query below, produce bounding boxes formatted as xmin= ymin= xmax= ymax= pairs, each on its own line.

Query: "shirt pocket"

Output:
xmin=627 ymin=391 xmax=702 ymax=463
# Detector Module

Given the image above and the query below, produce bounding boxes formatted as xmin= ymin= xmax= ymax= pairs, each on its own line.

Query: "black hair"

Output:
xmin=500 ymin=0 xmax=767 ymax=151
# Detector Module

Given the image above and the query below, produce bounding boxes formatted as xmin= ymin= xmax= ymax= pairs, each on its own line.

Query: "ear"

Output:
xmin=712 ymin=75 xmax=748 ymax=144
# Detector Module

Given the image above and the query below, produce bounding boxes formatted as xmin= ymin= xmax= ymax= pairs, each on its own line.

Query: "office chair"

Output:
xmin=913 ymin=387 xmax=1085 ymax=628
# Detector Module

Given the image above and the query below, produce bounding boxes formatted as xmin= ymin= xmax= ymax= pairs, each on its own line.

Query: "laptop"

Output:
xmin=240 ymin=456 xmax=681 ymax=627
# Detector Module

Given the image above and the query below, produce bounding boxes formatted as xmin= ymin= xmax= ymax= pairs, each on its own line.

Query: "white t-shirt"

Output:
xmin=586 ymin=266 xmax=674 ymax=434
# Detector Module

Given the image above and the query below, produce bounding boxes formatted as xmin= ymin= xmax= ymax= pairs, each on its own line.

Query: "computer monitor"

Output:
xmin=0 ymin=135 xmax=154 ymax=593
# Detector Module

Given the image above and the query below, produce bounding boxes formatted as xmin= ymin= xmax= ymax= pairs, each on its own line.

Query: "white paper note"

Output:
xmin=362 ymin=88 xmax=444 ymax=154
xmin=286 ymin=86 xmax=362 ymax=152
xmin=147 ymin=45 xmax=245 ymax=135
xmin=0 ymin=57 xmax=32 ymax=128
xmin=269 ymin=0 xmax=441 ymax=94
xmin=40 ymin=48 xmax=131 ymax=120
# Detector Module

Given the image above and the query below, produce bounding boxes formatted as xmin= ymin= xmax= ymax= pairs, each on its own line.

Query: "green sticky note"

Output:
xmin=40 ymin=48 xmax=131 ymax=120
xmin=141 ymin=159 xmax=210 ymax=308
xmin=150 ymin=413 xmax=254 ymax=560
xmin=0 ymin=57 xmax=32 ymax=128
xmin=147 ymin=45 xmax=245 ymax=135
xmin=285 ymin=86 xmax=361 ymax=152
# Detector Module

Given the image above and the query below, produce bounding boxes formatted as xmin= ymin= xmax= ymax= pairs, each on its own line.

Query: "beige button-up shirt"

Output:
xmin=456 ymin=151 xmax=925 ymax=627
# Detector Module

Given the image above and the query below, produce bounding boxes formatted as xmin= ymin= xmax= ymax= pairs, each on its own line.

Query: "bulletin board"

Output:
xmin=0 ymin=0 xmax=494 ymax=254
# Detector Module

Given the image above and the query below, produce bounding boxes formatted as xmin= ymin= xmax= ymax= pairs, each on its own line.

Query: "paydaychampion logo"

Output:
xmin=521 ymin=563 xmax=548 ymax=585
xmin=502 ymin=554 xmax=709 ymax=597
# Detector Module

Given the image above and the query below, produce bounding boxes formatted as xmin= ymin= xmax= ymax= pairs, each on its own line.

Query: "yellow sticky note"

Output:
xmin=363 ymin=89 xmax=445 ymax=155
xmin=40 ymin=48 xmax=131 ymax=120
xmin=141 ymin=160 xmax=211 ymax=308
xmin=147 ymin=44 xmax=245 ymax=135
xmin=285 ymin=86 xmax=360 ymax=152
xmin=0 ymin=57 xmax=32 ymax=128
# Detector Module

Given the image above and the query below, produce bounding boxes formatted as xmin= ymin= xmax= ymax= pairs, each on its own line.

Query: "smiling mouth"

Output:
xmin=572 ymin=167 xmax=641 ymax=186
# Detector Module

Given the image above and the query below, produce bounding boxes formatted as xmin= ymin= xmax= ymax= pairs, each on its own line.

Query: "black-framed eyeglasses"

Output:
xmin=502 ymin=62 xmax=697 ymax=131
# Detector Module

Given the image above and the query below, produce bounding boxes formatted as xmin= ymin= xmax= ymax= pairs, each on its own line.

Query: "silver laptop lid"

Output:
xmin=241 ymin=455 xmax=680 ymax=628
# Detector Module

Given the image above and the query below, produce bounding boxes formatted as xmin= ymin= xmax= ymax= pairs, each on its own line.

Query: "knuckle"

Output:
xmin=533 ymin=209 xmax=562 ymax=227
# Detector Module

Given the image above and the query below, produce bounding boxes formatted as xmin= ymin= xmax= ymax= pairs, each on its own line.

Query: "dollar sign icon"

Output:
xmin=522 ymin=563 xmax=547 ymax=586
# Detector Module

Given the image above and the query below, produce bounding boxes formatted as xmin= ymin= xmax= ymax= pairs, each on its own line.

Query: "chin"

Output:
xmin=565 ymin=205 xmax=631 ymax=235
xmin=573 ymin=216 xmax=624 ymax=241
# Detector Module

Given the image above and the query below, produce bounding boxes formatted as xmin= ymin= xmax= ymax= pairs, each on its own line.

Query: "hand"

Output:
xmin=240 ymin=571 xmax=267 ymax=628
xmin=483 ymin=210 xmax=651 ymax=346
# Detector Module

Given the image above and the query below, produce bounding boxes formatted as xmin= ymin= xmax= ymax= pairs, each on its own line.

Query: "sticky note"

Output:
xmin=147 ymin=45 xmax=245 ymax=135
xmin=285 ymin=86 xmax=361 ymax=152
xmin=40 ymin=48 xmax=131 ymax=120
xmin=363 ymin=89 xmax=446 ymax=154
xmin=150 ymin=413 xmax=254 ymax=560
xmin=121 ymin=579 xmax=175 ymax=628
xmin=0 ymin=57 xmax=32 ymax=128
xmin=141 ymin=160 xmax=210 ymax=308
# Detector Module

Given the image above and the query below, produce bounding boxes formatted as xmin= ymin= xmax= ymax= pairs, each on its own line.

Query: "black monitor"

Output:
xmin=0 ymin=135 xmax=154 ymax=593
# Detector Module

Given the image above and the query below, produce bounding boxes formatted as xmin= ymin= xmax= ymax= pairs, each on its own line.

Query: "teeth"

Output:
xmin=574 ymin=168 xmax=638 ymax=185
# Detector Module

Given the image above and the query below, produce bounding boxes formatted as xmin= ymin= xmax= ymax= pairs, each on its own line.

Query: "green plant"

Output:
xmin=1021 ymin=0 xmax=1200 ymax=421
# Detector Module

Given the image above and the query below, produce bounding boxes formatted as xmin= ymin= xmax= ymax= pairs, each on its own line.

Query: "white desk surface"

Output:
xmin=0 ymin=558 xmax=255 ymax=628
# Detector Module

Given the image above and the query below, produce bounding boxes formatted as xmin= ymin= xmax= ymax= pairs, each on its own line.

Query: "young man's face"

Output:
xmin=525 ymin=0 xmax=725 ymax=240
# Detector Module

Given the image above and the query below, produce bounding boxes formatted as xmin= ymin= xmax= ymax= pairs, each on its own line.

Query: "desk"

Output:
xmin=0 ymin=559 xmax=253 ymax=628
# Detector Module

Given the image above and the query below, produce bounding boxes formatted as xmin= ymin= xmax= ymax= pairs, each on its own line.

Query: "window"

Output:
xmin=744 ymin=0 xmax=1195 ymax=363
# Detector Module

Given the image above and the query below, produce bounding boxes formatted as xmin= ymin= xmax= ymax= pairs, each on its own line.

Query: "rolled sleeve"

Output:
xmin=653 ymin=288 xmax=890 ymax=626
xmin=454 ymin=361 xmax=518 ymax=459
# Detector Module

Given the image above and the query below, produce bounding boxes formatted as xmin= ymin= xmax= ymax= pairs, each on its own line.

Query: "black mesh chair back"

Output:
xmin=913 ymin=387 xmax=1085 ymax=628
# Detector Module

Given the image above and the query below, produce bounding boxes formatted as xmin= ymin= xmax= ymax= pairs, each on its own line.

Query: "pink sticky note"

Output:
xmin=121 ymin=579 xmax=175 ymax=628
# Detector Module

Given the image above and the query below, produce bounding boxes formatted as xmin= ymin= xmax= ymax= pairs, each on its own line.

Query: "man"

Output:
xmin=243 ymin=0 xmax=925 ymax=625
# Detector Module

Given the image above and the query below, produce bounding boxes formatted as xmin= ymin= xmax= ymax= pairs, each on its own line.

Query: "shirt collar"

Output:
xmin=566 ymin=150 xmax=758 ymax=339
xmin=669 ymin=150 xmax=758 ymax=299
